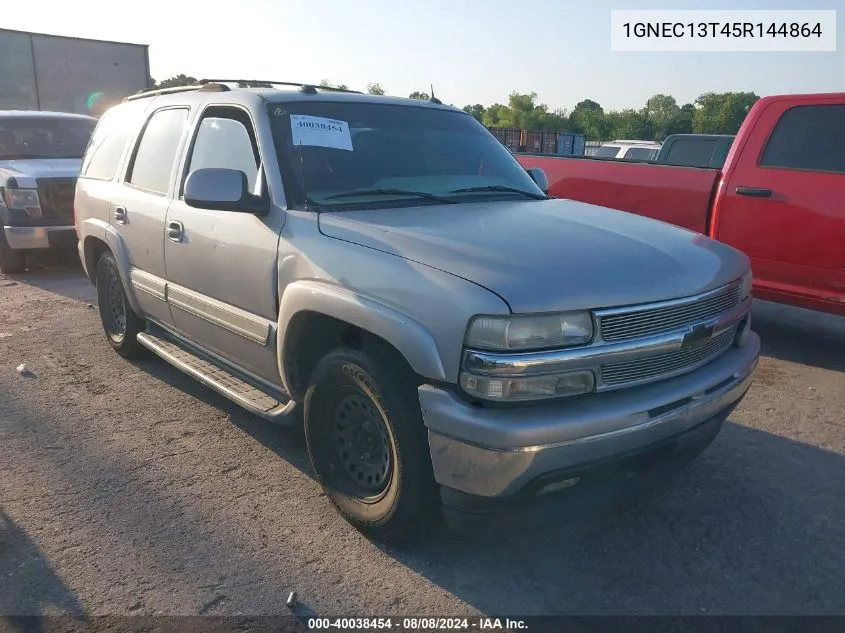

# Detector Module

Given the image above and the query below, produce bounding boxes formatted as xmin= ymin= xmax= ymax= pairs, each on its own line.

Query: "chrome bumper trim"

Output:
xmin=3 ymin=225 xmax=75 ymax=250
xmin=422 ymin=333 xmax=759 ymax=497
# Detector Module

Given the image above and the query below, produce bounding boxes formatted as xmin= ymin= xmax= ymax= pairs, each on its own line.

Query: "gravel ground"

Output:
xmin=1 ymin=258 xmax=844 ymax=618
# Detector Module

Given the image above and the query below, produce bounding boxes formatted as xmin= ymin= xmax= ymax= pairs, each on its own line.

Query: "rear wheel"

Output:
xmin=0 ymin=231 xmax=25 ymax=274
xmin=96 ymin=251 xmax=146 ymax=358
xmin=304 ymin=347 xmax=437 ymax=541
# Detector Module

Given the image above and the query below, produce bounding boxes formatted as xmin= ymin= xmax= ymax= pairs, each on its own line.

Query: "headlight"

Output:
xmin=460 ymin=370 xmax=595 ymax=402
xmin=3 ymin=188 xmax=42 ymax=219
xmin=740 ymin=270 xmax=753 ymax=300
xmin=465 ymin=312 xmax=594 ymax=351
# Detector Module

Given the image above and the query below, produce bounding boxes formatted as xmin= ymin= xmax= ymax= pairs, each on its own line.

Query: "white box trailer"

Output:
xmin=0 ymin=28 xmax=151 ymax=115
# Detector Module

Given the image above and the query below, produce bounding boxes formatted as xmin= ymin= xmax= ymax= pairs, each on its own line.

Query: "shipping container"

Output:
xmin=557 ymin=133 xmax=574 ymax=155
xmin=0 ymin=28 xmax=151 ymax=115
xmin=487 ymin=127 xmax=522 ymax=152
xmin=572 ymin=134 xmax=586 ymax=156
xmin=522 ymin=131 xmax=543 ymax=153
xmin=540 ymin=132 xmax=557 ymax=155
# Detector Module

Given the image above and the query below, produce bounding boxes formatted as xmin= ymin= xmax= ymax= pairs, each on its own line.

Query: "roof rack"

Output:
xmin=123 ymin=82 xmax=229 ymax=102
xmin=198 ymin=79 xmax=363 ymax=94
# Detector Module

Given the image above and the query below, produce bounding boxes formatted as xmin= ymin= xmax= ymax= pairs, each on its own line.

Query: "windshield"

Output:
xmin=267 ymin=101 xmax=545 ymax=209
xmin=0 ymin=117 xmax=96 ymax=160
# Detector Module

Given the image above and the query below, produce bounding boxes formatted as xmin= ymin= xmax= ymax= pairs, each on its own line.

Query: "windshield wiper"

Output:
xmin=449 ymin=185 xmax=547 ymax=200
xmin=323 ymin=188 xmax=458 ymax=204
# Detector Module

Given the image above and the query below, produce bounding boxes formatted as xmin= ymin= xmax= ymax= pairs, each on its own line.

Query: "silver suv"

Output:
xmin=74 ymin=80 xmax=760 ymax=540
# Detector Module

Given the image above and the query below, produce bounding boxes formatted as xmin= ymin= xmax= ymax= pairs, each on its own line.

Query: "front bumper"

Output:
xmin=420 ymin=332 xmax=759 ymax=522
xmin=3 ymin=225 xmax=77 ymax=250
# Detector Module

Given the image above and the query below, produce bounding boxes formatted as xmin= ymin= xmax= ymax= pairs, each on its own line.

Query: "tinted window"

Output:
xmin=594 ymin=145 xmax=621 ymax=158
xmin=0 ymin=116 xmax=95 ymax=160
xmin=186 ymin=114 xmax=259 ymax=191
xmin=127 ymin=108 xmax=189 ymax=194
xmin=81 ymin=108 xmax=134 ymax=180
xmin=623 ymin=147 xmax=657 ymax=161
xmin=267 ymin=101 xmax=544 ymax=209
xmin=664 ymin=139 xmax=718 ymax=167
xmin=711 ymin=140 xmax=732 ymax=169
xmin=761 ymin=105 xmax=845 ymax=174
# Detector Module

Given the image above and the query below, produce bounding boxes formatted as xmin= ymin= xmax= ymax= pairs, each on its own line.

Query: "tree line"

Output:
xmin=151 ymin=75 xmax=759 ymax=140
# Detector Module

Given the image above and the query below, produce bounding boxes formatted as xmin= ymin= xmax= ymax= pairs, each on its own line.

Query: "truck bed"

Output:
xmin=515 ymin=154 xmax=720 ymax=235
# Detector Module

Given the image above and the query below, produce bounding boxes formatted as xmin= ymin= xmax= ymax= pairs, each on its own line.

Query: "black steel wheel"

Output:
xmin=96 ymin=251 xmax=146 ymax=358
xmin=304 ymin=347 xmax=437 ymax=541
xmin=332 ymin=390 xmax=393 ymax=499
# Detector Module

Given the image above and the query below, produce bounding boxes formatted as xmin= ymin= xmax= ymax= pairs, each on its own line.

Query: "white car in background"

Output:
xmin=593 ymin=139 xmax=662 ymax=161
xmin=0 ymin=110 xmax=96 ymax=273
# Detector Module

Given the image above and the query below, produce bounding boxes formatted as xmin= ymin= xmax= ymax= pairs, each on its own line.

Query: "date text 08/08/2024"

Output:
xmin=623 ymin=22 xmax=823 ymax=38
xmin=306 ymin=618 xmax=528 ymax=630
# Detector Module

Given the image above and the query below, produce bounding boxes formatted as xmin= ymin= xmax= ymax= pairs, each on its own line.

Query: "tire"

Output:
xmin=96 ymin=250 xmax=146 ymax=358
xmin=304 ymin=347 xmax=437 ymax=541
xmin=0 ymin=231 xmax=25 ymax=274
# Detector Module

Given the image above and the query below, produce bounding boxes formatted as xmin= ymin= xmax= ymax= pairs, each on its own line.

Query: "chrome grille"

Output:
xmin=600 ymin=326 xmax=736 ymax=388
xmin=598 ymin=282 xmax=742 ymax=342
xmin=36 ymin=178 xmax=76 ymax=220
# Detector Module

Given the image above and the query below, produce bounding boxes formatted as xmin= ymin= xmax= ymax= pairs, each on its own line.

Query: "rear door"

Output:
xmin=163 ymin=104 xmax=285 ymax=386
xmin=113 ymin=106 xmax=190 ymax=326
xmin=718 ymin=98 xmax=845 ymax=306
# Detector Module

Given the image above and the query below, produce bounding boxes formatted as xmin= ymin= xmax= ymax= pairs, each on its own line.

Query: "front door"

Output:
xmin=113 ymin=106 xmax=190 ymax=326
xmin=718 ymin=98 xmax=845 ymax=305
xmin=164 ymin=105 xmax=285 ymax=387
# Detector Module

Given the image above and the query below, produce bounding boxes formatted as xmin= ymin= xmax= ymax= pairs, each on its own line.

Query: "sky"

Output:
xmin=5 ymin=0 xmax=843 ymax=112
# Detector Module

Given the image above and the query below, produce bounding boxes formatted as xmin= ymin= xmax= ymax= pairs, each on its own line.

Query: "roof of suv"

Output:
xmin=0 ymin=110 xmax=97 ymax=121
xmin=260 ymin=89 xmax=456 ymax=110
xmin=128 ymin=83 xmax=464 ymax=113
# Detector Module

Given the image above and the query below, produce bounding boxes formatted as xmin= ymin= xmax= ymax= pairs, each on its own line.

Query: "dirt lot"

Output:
xmin=1 ymin=259 xmax=844 ymax=618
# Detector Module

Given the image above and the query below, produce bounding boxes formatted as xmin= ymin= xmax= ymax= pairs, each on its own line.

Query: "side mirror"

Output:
xmin=526 ymin=167 xmax=549 ymax=195
xmin=184 ymin=168 xmax=267 ymax=214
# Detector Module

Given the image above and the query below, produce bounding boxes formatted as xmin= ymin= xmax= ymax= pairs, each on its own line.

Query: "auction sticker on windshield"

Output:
xmin=290 ymin=115 xmax=353 ymax=151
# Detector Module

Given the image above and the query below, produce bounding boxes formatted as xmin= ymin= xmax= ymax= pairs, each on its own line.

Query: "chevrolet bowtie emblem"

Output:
xmin=682 ymin=323 xmax=716 ymax=349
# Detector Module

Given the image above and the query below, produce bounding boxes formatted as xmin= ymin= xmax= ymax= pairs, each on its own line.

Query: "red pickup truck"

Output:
xmin=516 ymin=92 xmax=845 ymax=316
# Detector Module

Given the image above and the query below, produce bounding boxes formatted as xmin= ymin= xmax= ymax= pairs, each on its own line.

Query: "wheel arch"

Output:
xmin=80 ymin=218 xmax=143 ymax=317
xmin=277 ymin=281 xmax=447 ymax=401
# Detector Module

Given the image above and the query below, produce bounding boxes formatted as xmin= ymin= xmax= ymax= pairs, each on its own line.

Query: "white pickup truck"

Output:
xmin=0 ymin=110 xmax=96 ymax=273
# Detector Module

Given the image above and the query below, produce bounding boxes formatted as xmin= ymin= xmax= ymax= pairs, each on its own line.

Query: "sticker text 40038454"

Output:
xmin=289 ymin=114 xmax=354 ymax=151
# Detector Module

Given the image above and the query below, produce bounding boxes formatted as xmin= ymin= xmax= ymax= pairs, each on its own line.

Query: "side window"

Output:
xmin=761 ymin=104 xmax=845 ymax=174
xmin=81 ymin=109 xmax=133 ymax=181
xmin=665 ymin=139 xmax=718 ymax=168
xmin=623 ymin=147 xmax=656 ymax=161
xmin=184 ymin=110 xmax=260 ymax=193
xmin=127 ymin=108 xmax=189 ymax=194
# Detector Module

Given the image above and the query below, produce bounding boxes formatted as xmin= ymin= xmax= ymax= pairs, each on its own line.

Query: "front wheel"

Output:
xmin=0 ymin=231 xmax=25 ymax=274
xmin=96 ymin=251 xmax=146 ymax=358
xmin=304 ymin=348 xmax=437 ymax=541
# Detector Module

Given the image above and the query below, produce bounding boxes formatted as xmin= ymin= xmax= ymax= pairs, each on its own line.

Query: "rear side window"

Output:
xmin=761 ymin=104 xmax=845 ymax=174
xmin=623 ymin=147 xmax=657 ymax=161
xmin=664 ymin=139 xmax=718 ymax=168
xmin=185 ymin=111 xmax=259 ymax=192
xmin=81 ymin=109 xmax=132 ymax=180
xmin=594 ymin=145 xmax=621 ymax=158
xmin=127 ymin=108 xmax=189 ymax=194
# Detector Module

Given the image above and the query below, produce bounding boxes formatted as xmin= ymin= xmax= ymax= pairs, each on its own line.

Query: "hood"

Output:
xmin=0 ymin=158 xmax=83 ymax=188
xmin=318 ymin=199 xmax=749 ymax=313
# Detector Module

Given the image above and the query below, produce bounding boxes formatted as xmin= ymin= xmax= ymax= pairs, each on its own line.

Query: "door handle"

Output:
xmin=167 ymin=220 xmax=184 ymax=242
xmin=114 ymin=206 xmax=127 ymax=224
xmin=735 ymin=186 xmax=772 ymax=198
